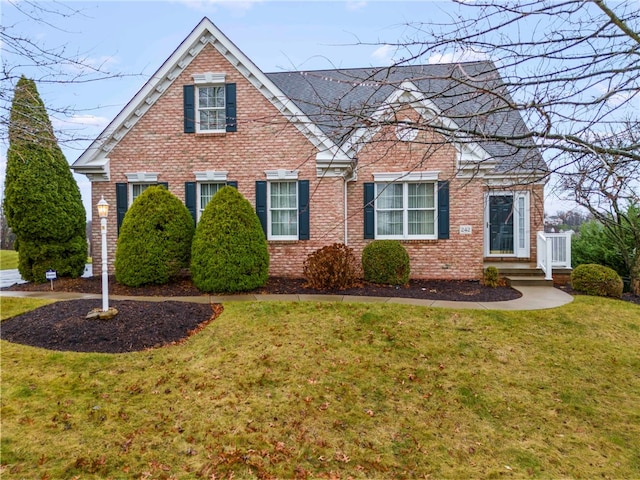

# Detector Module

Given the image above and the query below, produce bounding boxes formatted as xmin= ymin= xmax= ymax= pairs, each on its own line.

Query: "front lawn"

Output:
xmin=0 ymin=249 xmax=18 ymax=270
xmin=1 ymin=296 xmax=639 ymax=478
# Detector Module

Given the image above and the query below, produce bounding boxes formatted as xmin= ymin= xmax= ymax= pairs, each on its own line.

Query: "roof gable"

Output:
xmin=267 ymin=64 xmax=547 ymax=178
xmin=72 ymin=17 xmax=348 ymax=180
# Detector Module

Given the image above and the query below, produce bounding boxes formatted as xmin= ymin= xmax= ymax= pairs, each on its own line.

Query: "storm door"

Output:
xmin=485 ymin=192 xmax=529 ymax=257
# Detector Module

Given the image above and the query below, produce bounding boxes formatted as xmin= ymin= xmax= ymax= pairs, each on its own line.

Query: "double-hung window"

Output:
xmin=256 ymin=170 xmax=310 ymax=241
xmin=269 ymin=181 xmax=298 ymax=239
xmin=197 ymin=85 xmax=226 ymax=132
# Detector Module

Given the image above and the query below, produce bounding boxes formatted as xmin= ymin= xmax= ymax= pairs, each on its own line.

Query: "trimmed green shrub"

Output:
xmin=191 ymin=186 xmax=269 ymax=293
xmin=4 ymin=76 xmax=87 ymax=282
xmin=571 ymin=263 xmax=623 ymax=298
xmin=483 ymin=266 xmax=500 ymax=288
xmin=362 ymin=240 xmax=410 ymax=285
xmin=304 ymin=243 xmax=361 ymax=291
xmin=115 ymin=186 xmax=195 ymax=287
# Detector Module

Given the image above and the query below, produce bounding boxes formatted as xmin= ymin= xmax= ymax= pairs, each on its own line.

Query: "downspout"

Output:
xmin=343 ymin=165 xmax=358 ymax=245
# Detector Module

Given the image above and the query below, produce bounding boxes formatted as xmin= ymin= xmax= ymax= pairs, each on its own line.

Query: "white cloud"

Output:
xmin=427 ymin=49 xmax=490 ymax=64
xmin=52 ymin=114 xmax=110 ymax=130
xmin=346 ymin=1 xmax=367 ymax=11
xmin=371 ymin=44 xmax=396 ymax=65
xmin=594 ymin=83 xmax=635 ymax=107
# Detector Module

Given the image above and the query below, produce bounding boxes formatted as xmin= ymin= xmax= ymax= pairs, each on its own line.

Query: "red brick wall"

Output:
xmin=92 ymin=43 xmax=344 ymax=277
xmin=90 ymin=44 xmax=545 ymax=282
xmin=346 ymin=113 xmax=486 ymax=280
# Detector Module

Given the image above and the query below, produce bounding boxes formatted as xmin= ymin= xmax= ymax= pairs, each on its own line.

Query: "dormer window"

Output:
xmin=183 ymin=72 xmax=237 ymax=134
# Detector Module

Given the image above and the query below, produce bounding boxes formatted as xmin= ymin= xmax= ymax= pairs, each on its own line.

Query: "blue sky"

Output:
xmin=1 ymin=0 xmax=573 ymax=217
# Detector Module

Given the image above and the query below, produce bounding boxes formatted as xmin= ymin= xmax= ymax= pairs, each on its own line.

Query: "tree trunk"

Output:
xmin=631 ymin=252 xmax=640 ymax=296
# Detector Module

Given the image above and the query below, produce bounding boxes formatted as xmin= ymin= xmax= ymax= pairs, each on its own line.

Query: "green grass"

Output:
xmin=0 ymin=249 xmax=18 ymax=270
xmin=1 ymin=296 xmax=639 ymax=478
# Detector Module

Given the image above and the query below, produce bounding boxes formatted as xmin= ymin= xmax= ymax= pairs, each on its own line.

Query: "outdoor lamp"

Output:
xmin=97 ymin=196 xmax=109 ymax=218
xmin=98 ymin=196 xmax=110 ymax=312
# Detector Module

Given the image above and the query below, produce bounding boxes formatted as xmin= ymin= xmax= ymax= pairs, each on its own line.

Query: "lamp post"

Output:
xmin=97 ymin=196 xmax=109 ymax=312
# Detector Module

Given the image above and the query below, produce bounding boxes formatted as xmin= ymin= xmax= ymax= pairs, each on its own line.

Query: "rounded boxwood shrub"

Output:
xmin=191 ymin=186 xmax=269 ymax=293
xmin=115 ymin=186 xmax=195 ymax=287
xmin=362 ymin=240 xmax=410 ymax=285
xmin=303 ymin=243 xmax=361 ymax=291
xmin=571 ymin=263 xmax=623 ymax=298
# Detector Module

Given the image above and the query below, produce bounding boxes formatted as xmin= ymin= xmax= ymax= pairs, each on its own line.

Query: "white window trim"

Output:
xmin=193 ymin=72 xmax=226 ymax=84
xmin=373 ymin=171 xmax=439 ymax=182
xmin=375 ymin=181 xmax=438 ymax=240
xmin=125 ymin=172 xmax=158 ymax=183
xmin=194 ymin=170 xmax=228 ymax=182
xmin=265 ymin=169 xmax=299 ymax=180
xmin=125 ymin=172 xmax=159 ymax=207
xmin=267 ymin=180 xmax=299 ymax=241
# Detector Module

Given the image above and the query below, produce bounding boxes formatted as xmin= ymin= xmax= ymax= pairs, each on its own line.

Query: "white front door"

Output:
xmin=485 ymin=192 xmax=530 ymax=258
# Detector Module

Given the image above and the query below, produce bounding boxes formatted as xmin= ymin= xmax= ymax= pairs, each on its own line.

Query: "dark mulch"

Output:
xmin=3 ymin=274 xmax=521 ymax=302
xmin=1 ymin=274 xmax=521 ymax=354
xmin=1 ymin=300 xmax=221 ymax=354
xmin=556 ymin=283 xmax=640 ymax=306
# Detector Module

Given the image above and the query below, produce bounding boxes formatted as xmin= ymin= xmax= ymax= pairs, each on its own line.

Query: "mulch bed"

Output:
xmin=3 ymin=274 xmax=636 ymax=354
xmin=1 ymin=300 xmax=222 ymax=354
xmin=1 ymin=275 xmax=522 ymax=354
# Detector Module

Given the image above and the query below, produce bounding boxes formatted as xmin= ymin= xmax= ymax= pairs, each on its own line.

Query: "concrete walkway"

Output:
xmin=0 ymin=284 xmax=573 ymax=311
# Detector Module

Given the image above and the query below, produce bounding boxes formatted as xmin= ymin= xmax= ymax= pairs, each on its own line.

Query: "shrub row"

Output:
xmin=115 ymin=186 xmax=268 ymax=293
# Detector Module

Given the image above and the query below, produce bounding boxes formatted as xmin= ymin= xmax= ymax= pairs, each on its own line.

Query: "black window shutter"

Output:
xmin=184 ymin=85 xmax=195 ymax=133
xmin=255 ymin=181 xmax=267 ymax=236
xmin=226 ymin=181 xmax=238 ymax=188
xmin=437 ymin=180 xmax=450 ymax=239
xmin=225 ymin=83 xmax=237 ymax=132
xmin=364 ymin=183 xmax=375 ymax=239
xmin=298 ymin=180 xmax=310 ymax=240
xmin=185 ymin=182 xmax=197 ymax=224
xmin=116 ymin=183 xmax=128 ymax=234
xmin=158 ymin=182 xmax=168 ymax=190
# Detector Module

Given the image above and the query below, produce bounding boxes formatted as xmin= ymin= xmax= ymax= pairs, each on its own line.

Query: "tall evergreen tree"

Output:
xmin=3 ymin=76 xmax=87 ymax=282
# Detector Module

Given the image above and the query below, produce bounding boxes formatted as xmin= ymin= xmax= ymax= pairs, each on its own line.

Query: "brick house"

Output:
xmin=73 ymin=17 xmax=559 ymax=281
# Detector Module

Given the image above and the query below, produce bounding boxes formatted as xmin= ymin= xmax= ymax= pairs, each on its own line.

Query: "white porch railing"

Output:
xmin=537 ymin=231 xmax=573 ymax=280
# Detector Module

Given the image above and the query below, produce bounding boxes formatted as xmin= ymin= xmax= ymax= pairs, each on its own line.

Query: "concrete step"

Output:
xmin=505 ymin=276 xmax=554 ymax=287
xmin=496 ymin=267 xmax=545 ymax=277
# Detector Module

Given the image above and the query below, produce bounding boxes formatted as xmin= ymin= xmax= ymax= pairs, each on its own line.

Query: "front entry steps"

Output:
xmin=485 ymin=262 xmax=554 ymax=287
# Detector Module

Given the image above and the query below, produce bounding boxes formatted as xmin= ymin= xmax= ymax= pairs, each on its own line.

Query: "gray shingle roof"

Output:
xmin=266 ymin=61 xmax=547 ymax=175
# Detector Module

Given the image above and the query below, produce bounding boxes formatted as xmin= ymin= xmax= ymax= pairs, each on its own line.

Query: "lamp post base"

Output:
xmin=86 ymin=307 xmax=119 ymax=320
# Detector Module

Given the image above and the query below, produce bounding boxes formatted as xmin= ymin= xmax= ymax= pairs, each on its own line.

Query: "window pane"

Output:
xmin=199 ymin=110 xmax=225 ymax=130
xmin=200 ymin=183 xmax=222 ymax=211
xmin=408 ymin=183 xmax=434 ymax=209
xmin=271 ymin=209 xmax=297 ymax=236
xmin=270 ymin=182 xmax=297 ymax=209
xmin=199 ymin=86 xmax=225 ymax=108
xmin=376 ymin=183 xmax=403 ymax=209
xmin=132 ymin=184 xmax=149 ymax=202
xmin=409 ymin=210 xmax=434 ymax=235
xmin=377 ymin=210 xmax=403 ymax=236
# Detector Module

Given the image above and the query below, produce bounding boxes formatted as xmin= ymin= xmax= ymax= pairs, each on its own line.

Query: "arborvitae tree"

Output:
xmin=115 ymin=186 xmax=195 ymax=287
xmin=3 ymin=76 xmax=87 ymax=282
xmin=191 ymin=186 xmax=269 ymax=293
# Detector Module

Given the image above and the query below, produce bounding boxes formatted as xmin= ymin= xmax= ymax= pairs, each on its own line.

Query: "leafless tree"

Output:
xmin=283 ymin=0 xmax=638 ymax=182
xmin=0 ymin=0 xmax=135 ymax=146
xmin=564 ymin=121 xmax=640 ymax=294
